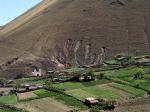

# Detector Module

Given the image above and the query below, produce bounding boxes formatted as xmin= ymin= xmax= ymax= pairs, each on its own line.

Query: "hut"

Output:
xmin=85 ymin=97 xmax=99 ymax=106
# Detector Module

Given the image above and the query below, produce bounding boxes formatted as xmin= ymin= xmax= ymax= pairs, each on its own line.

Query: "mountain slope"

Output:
xmin=0 ymin=0 xmax=149 ymax=66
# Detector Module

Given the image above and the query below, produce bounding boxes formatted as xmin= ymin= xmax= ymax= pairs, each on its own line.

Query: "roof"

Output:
xmin=86 ymin=97 xmax=96 ymax=101
xmin=85 ymin=97 xmax=99 ymax=104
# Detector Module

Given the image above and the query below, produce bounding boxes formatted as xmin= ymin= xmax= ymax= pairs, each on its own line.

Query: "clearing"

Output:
xmin=17 ymin=91 xmax=37 ymax=100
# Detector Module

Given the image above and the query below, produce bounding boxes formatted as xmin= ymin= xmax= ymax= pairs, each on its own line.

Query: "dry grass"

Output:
xmin=0 ymin=87 xmax=12 ymax=92
xmin=17 ymin=92 xmax=37 ymax=100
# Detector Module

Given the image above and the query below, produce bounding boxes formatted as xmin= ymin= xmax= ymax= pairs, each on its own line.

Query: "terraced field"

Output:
xmin=0 ymin=64 xmax=149 ymax=112
xmin=16 ymin=97 xmax=71 ymax=112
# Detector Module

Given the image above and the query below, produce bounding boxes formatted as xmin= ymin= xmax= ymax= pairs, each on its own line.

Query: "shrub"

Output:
xmin=132 ymin=68 xmax=145 ymax=79
xmin=90 ymin=105 xmax=101 ymax=112
xmin=97 ymin=99 xmax=115 ymax=110
xmin=101 ymin=100 xmax=115 ymax=110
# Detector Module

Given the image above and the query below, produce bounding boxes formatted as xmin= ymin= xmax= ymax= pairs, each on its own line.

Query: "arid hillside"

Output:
xmin=0 ymin=0 xmax=150 ymax=67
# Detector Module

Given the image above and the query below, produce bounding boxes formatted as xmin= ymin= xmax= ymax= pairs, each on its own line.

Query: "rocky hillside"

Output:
xmin=0 ymin=0 xmax=149 ymax=71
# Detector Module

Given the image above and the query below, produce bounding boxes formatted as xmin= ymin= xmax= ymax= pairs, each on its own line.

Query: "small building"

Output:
xmin=24 ymin=84 xmax=39 ymax=91
xmin=79 ymin=75 xmax=93 ymax=82
xmin=47 ymin=71 xmax=54 ymax=74
xmin=85 ymin=97 xmax=99 ymax=106
xmin=31 ymin=66 xmax=42 ymax=76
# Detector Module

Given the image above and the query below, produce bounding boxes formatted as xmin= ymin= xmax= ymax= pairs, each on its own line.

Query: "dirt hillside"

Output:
xmin=0 ymin=0 xmax=149 ymax=70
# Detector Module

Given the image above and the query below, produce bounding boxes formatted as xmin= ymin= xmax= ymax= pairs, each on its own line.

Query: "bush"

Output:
xmin=90 ymin=106 xmax=101 ymax=112
xmin=132 ymin=68 xmax=145 ymax=79
xmin=101 ymin=100 xmax=115 ymax=110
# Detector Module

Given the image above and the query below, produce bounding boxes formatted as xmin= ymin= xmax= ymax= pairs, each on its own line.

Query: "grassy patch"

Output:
xmin=65 ymin=87 xmax=120 ymax=101
xmin=66 ymin=89 xmax=97 ymax=101
xmin=53 ymin=80 xmax=110 ymax=90
xmin=104 ymin=66 xmax=139 ymax=78
xmin=0 ymin=95 xmax=17 ymax=104
xmin=131 ymin=80 xmax=150 ymax=92
xmin=53 ymin=82 xmax=85 ymax=90
xmin=82 ymin=87 xmax=120 ymax=100
xmin=111 ymin=83 xmax=146 ymax=97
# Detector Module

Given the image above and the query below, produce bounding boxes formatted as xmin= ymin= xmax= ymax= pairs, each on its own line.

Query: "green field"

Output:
xmin=104 ymin=66 xmax=139 ymax=78
xmin=66 ymin=86 xmax=120 ymax=101
xmin=111 ymin=83 xmax=146 ymax=97
xmin=66 ymin=89 xmax=97 ymax=101
xmin=34 ymin=89 xmax=88 ymax=110
xmin=0 ymin=95 xmax=17 ymax=104
xmin=82 ymin=86 xmax=120 ymax=100
xmin=131 ymin=80 xmax=150 ymax=92
xmin=53 ymin=79 xmax=111 ymax=90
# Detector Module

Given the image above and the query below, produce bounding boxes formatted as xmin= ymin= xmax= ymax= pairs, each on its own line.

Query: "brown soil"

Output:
xmin=17 ymin=92 xmax=37 ymax=100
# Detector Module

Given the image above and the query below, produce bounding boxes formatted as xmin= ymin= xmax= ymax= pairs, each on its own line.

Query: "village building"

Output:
xmin=31 ymin=66 xmax=42 ymax=76
xmin=85 ymin=97 xmax=99 ymax=106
